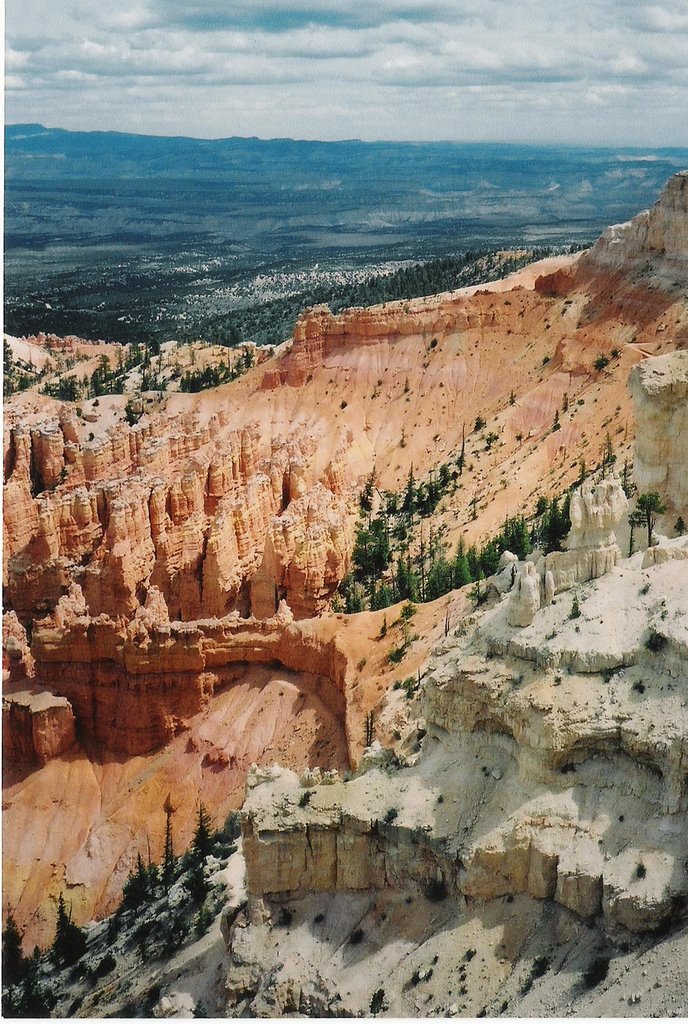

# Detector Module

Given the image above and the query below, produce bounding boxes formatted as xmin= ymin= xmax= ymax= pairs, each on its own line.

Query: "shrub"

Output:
xmin=388 ymin=644 xmax=407 ymax=665
xmin=645 ymin=629 xmax=667 ymax=653
xmin=298 ymin=790 xmax=313 ymax=808
xmin=224 ymin=811 xmax=241 ymax=842
xmin=195 ymin=904 xmax=214 ymax=937
xmin=635 ymin=863 xmax=647 ymax=879
xmin=474 ymin=415 xmax=486 ymax=431
xmin=424 ymin=877 xmax=447 ymax=902
xmin=276 ymin=906 xmax=293 ymax=928
xmin=594 ymin=354 xmax=610 ymax=371
xmin=569 ymin=595 xmax=581 ymax=619
xmin=384 ymin=808 xmax=398 ymax=824
xmin=370 ymin=989 xmax=386 ymax=1014
xmin=583 ymin=955 xmax=609 ymax=989
xmin=90 ymin=953 xmax=116 ymax=979
xmin=349 ymin=928 xmax=364 ymax=945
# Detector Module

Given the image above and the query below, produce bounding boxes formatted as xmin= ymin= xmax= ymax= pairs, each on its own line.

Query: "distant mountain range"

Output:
xmin=7 ymin=123 xmax=688 ymax=250
xmin=4 ymin=124 xmax=688 ymax=342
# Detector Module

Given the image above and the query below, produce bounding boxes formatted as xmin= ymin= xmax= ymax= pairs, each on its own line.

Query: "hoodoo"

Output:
xmin=3 ymin=171 xmax=688 ymax=1016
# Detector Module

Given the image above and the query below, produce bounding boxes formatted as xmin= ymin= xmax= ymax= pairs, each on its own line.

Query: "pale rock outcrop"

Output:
xmin=507 ymin=561 xmax=541 ymax=627
xmin=153 ymin=992 xmax=196 ymax=1019
xmin=542 ymin=476 xmax=628 ymax=593
xmin=642 ymin=535 xmax=688 ymax=567
xmin=629 ymin=350 xmax=688 ymax=520
xmin=240 ymin=550 xmax=688 ymax=937
xmin=507 ymin=477 xmax=627 ymax=627
xmin=584 ymin=170 xmax=688 ymax=271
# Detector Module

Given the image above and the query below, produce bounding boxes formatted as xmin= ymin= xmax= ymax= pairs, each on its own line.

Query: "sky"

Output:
xmin=5 ymin=0 xmax=688 ymax=145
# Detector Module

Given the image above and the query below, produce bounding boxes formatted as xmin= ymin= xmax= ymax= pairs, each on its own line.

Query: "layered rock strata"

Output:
xmin=241 ymin=550 xmax=688 ymax=937
xmin=584 ymin=170 xmax=688 ymax=271
xmin=30 ymin=590 xmax=354 ymax=756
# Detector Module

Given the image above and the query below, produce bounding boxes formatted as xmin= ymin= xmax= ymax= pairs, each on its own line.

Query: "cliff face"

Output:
xmin=29 ymin=588 xmax=352 ymax=756
xmin=4 ymin=174 xmax=688 ymax=962
xmin=583 ymin=170 xmax=688 ymax=271
xmin=629 ymin=350 xmax=688 ymax=520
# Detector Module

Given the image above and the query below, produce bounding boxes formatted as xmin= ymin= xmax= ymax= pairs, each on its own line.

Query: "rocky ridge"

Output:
xmin=3 ymin=173 xmax=688 ymax=993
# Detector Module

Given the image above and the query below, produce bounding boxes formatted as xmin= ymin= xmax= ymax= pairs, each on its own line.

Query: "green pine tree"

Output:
xmin=52 ymin=894 xmax=86 ymax=966
xmin=2 ymin=912 xmax=26 ymax=987
xmin=192 ymin=803 xmax=213 ymax=860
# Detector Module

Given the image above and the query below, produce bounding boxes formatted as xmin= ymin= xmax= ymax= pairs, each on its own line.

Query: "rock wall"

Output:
xmin=30 ymin=593 xmax=353 ymax=756
xmin=629 ymin=350 xmax=688 ymax=520
xmin=241 ymin=550 xmax=688 ymax=937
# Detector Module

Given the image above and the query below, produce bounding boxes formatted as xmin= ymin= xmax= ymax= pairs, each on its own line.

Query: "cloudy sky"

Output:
xmin=6 ymin=0 xmax=688 ymax=144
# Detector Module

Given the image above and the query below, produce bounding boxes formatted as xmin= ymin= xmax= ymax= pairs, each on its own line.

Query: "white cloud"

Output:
xmin=5 ymin=0 xmax=688 ymax=144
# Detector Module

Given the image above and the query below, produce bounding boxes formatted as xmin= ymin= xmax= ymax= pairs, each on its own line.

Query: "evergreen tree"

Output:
xmin=3 ymin=340 xmax=15 ymax=397
xmin=52 ymin=894 xmax=86 ymax=966
xmin=359 ymin=470 xmax=376 ymax=514
xmin=628 ymin=508 xmax=643 ymax=556
xmin=192 ymin=803 xmax=213 ymax=860
xmin=2 ymin=912 xmax=26 ymax=987
xmin=403 ymin=466 xmax=416 ymax=514
xmin=601 ymin=432 xmax=616 ymax=475
xmin=122 ymin=853 xmax=157 ymax=909
xmin=426 ymin=556 xmax=453 ymax=601
xmin=163 ymin=795 xmax=176 ymax=893
xmin=453 ymin=542 xmax=472 ymax=587
xmin=635 ymin=492 xmax=667 ymax=547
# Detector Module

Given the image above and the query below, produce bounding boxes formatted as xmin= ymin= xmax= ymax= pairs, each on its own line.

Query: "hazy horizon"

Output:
xmin=7 ymin=1 xmax=688 ymax=147
xmin=7 ymin=121 xmax=688 ymax=152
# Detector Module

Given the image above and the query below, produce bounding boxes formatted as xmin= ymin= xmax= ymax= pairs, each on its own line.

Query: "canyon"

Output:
xmin=2 ymin=172 xmax=688 ymax=1016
